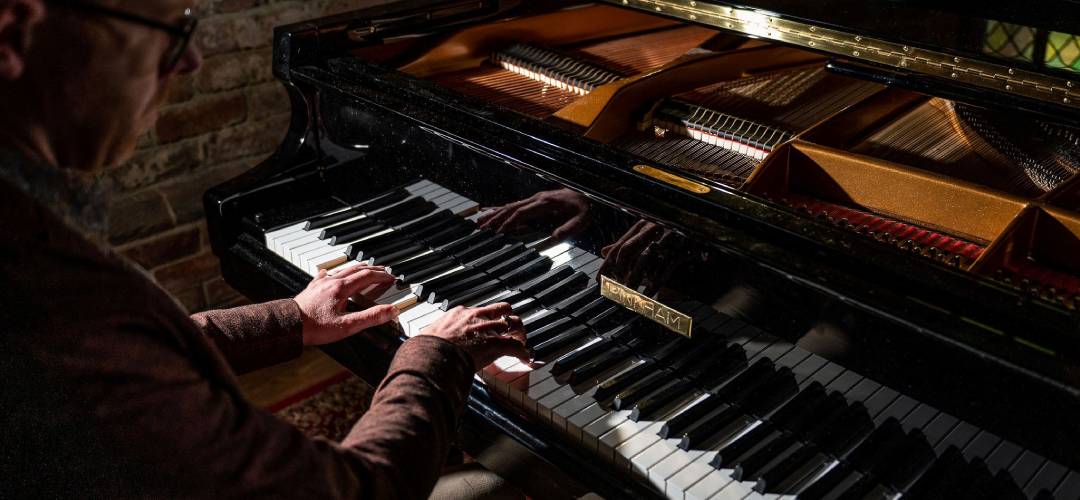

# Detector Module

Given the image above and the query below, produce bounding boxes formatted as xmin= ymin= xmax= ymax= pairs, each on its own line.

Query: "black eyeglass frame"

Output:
xmin=49 ymin=1 xmax=198 ymax=71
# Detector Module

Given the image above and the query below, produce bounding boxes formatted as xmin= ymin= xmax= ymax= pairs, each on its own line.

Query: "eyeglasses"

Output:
xmin=49 ymin=1 xmax=198 ymax=72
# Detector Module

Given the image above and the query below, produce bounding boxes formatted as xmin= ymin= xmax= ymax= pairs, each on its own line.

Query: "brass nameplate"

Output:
xmin=634 ymin=165 xmax=711 ymax=194
xmin=600 ymin=275 xmax=693 ymax=337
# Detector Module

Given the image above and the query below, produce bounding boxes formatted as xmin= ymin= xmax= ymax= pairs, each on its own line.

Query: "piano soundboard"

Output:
xmin=256 ymin=180 xmax=1080 ymax=500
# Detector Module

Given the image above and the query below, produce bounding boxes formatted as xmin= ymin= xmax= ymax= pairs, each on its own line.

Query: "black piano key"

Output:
xmin=346 ymin=230 xmax=410 ymax=260
xmin=366 ymin=193 xmax=430 ymax=219
xmin=380 ymin=199 xmax=439 ymax=226
xmin=516 ymin=265 xmax=575 ymax=296
xmin=942 ymin=459 xmax=993 ymax=499
xmin=257 ymin=197 xmax=347 ymax=231
xmin=552 ymin=282 xmax=600 ymax=311
xmin=389 ymin=252 xmax=448 ymax=279
xmin=532 ymin=325 xmax=591 ymax=359
xmin=321 ymin=198 xmax=427 ymax=240
xmin=681 ymin=367 xmax=795 ymax=451
xmin=805 ymin=403 xmax=874 ymax=462
xmin=417 ymin=221 xmax=474 ymax=247
xmin=330 ymin=222 xmax=387 ymax=245
xmin=584 ymin=305 xmax=630 ymax=330
xmin=523 ymin=309 xmax=565 ymax=331
xmin=613 ymin=369 xmax=674 ymax=411
xmin=551 ymin=336 xmax=613 ymax=376
xmin=879 ymin=430 xmax=935 ymax=492
xmin=567 ymin=344 xmax=637 ymax=385
xmin=571 ymin=296 xmax=612 ymax=320
xmin=632 ymin=345 xmax=746 ymax=421
xmin=428 ymin=272 xmax=495 ymax=302
xmin=797 ymin=461 xmax=856 ymax=500
xmin=305 ymin=207 xmax=364 ymax=232
xmin=664 ymin=359 xmax=775 ymax=442
xmin=441 ymin=279 xmax=505 ymax=309
xmin=393 ymin=207 xmax=454 ymax=232
xmin=780 ymin=391 xmax=848 ymax=436
xmin=593 ymin=359 xmax=656 ymax=402
xmin=985 ymin=470 xmax=1027 ymax=500
xmin=768 ymin=382 xmax=827 ymax=429
xmin=362 ymin=238 xmax=418 ymax=261
xmin=378 ymin=245 xmax=435 ymax=269
xmin=532 ymin=272 xmax=590 ymax=307
xmin=845 ymin=417 xmax=906 ymax=471
xmin=741 ymin=368 xmax=798 ymax=417
xmin=512 ymin=298 xmax=548 ymax=317
xmin=715 ymin=393 xmax=845 ymax=469
xmin=454 ymin=238 xmax=508 ymax=264
xmin=526 ymin=316 xmax=575 ymax=347
xmin=733 ymin=431 xmax=800 ymax=481
xmin=463 ymin=242 xmax=527 ymax=269
xmin=414 ymin=267 xmax=474 ymax=297
xmin=831 ymin=472 xmax=878 ymax=500
xmin=905 ymin=445 xmax=967 ymax=499
xmin=304 ymin=187 xmax=408 ymax=230
xmin=498 ymin=256 xmax=556 ymax=287
xmin=486 ymin=248 xmax=541 ymax=277
xmin=757 ymin=442 xmax=823 ymax=494
xmin=406 ymin=258 xmax=463 ymax=284
xmin=435 ymin=229 xmax=494 ymax=256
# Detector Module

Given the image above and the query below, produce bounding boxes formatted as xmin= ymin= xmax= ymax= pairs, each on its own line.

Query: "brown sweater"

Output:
xmin=0 ymin=171 xmax=475 ymax=498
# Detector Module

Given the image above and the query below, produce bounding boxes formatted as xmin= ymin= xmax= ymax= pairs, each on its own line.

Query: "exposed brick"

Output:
xmin=119 ymin=226 xmax=202 ymax=270
xmin=247 ymin=81 xmax=290 ymax=119
xmin=165 ymin=75 xmax=197 ymax=104
xmin=197 ymin=49 xmax=272 ymax=93
xmin=108 ymin=189 xmax=174 ymax=244
xmin=156 ymin=92 xmax=246 ymax=143
xmin=208 ymin=114 xmax=288 ymax=163
xmin=106 ymin=138 xmax=206 ymax=192
xmin=160 ymin=160 xmax=255 ymax=224
xmin=155 ymin=252 xmax=222 ymax=293
xmin=204 ymin=276 xmax=243 ymax=306
xmin=195 ymin=15 xmax=261 ymax=56
xmin=173 ymin=285 xmax=208 ymax=313
xmin=216 ymin=0 xmax=268 ymax=14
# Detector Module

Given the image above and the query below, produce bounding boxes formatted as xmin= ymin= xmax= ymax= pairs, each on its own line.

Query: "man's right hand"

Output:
xmin=419 ymin=303 xmax=529 ymax=370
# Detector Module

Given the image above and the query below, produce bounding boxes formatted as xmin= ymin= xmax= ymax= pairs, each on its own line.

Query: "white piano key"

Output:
xmin=615 ymin=422 xmax=666 ymax=469
xmin=684 ymin=467 xmax=737 ymax=500
xmin=567 ymin=402 xmax=611 ymax=442
xmin=1053 ymin=470 xmax=1080 ymax=498
xmin=1008 ymin=450 xmax=1046 ymax=489
xmin=631 ymin=437 xmax=680 ymax=476
xmin=598 ymin=419 xmax=651 ymax=462
xmin=667 ymin=452 xmax=721 ymax=499
xmin=986 ymin=440 xmax=1024 ymax=474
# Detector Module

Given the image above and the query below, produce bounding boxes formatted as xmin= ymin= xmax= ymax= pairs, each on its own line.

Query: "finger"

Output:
xmin=476 ymin=205 xmax=505 ymax=226
xmin=359 ymin=278 xmax=396 ymax=302
xmin=469 ymin=318 xmax=512 ymax=334
xmin=479 ymin=199 xmax=529 ymax=229
xmin=330 ymin=264 xmax=385 ymax=279
xmin=340 ymin=269 xmax=395 ymax=297
xmin=314 ymin=269 xmax=328 ymax=281
xmin=552 ymin=213 xmax=588 ymax=240
xmin=486 ymin=337 xmax=532 ymax=363
xmin=613 ymin=224 xmax=662 ymax=278
xmin=472 ymin=302 xmax=514 ymax=318
xmin=496 ymin=200 xmax=544 ymax=234
xmin=340 ymin=304 xmax=399 ymax=333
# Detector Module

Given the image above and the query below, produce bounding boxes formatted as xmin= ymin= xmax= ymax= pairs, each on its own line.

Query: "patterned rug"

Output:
xmin=270 ymin=371 xmax=374 ymax=442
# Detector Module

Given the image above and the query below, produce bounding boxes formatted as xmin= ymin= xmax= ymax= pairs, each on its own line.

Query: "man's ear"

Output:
xmin=0 ymin=0 xmax=44 ymax=81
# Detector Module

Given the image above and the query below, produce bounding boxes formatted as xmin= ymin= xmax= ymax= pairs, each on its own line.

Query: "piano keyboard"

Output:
xmin=259 ymin=181 xmax=1079 ymax=499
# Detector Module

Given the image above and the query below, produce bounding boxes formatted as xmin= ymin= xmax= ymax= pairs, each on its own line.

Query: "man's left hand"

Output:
xmin=293 ymin=265 xmax=398 ymax=346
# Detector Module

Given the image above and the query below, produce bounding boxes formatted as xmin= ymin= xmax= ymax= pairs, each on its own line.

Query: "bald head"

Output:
xmin=0 ymin=0 xmax=201 ymax=171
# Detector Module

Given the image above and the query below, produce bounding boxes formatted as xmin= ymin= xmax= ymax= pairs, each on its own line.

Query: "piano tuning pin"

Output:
xmin=950 ymin=254 xmax=964 ymax=267
xmin=857 ymin=225 xmax=870 ymax=234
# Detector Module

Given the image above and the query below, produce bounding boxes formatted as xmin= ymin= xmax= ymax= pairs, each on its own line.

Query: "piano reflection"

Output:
xmin=206 ymin=1 xmax=1080 ymax=498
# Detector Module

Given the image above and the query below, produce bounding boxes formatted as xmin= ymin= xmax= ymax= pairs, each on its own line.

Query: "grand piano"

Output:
xmin=205 ymin=1 xmax=1080 ymax=498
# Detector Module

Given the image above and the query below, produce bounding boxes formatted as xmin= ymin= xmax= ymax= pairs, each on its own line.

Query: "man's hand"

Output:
xmin=419 ymin=303 xmax=529 ymax=370
xmin=293 ymin=265 xmax=398 ymax=346
xmin=479 ymin=188 xmax=590 ymax=239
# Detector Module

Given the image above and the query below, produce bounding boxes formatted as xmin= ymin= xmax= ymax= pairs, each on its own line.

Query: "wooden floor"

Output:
xmin=238 ymin=348 xmax=348 ymax=408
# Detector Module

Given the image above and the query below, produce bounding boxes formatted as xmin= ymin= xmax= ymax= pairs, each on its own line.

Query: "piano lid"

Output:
xmin=605 ymin=0 xmax=1080 ymax=121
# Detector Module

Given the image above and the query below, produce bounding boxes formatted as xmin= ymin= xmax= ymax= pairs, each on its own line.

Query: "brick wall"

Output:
xmin=106 ymin=0 xmax=391 ymax=312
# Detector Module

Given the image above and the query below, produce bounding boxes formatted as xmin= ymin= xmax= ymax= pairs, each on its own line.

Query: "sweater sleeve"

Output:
xmin=190 ymin=299 xmax=304 ymax=374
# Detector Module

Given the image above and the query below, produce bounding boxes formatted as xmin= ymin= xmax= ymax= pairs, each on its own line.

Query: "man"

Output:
xmin=0 ymin=0 xmax=529 ymax=498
